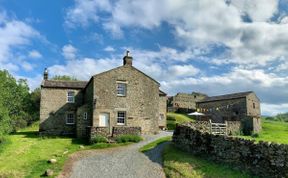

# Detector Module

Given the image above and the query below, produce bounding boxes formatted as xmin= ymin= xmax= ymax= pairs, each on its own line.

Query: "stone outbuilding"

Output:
xmin=196 ymin=91 xmax=261 ymax=134
xmin=39 ymin=52 xmax=167 ymax=138
xmin=168 ymin=92 xmax=207 ymax=113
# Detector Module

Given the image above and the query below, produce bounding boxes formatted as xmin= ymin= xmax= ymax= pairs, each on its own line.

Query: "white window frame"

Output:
xmin=67 ymin=90 xmax=75 ymax=103
xmin=66 ymin=112 xmax=75 ymax=125
xmin=84 ymin=112 xmax=88 ymax=120
xmin=117 ymin=111 xmax=126 ymax=125
xmin=116 ymin=82 xmax=127 ymax=96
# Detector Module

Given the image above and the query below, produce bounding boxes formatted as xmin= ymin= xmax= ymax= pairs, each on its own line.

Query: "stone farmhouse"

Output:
xmin=196 ymin=91 xmax=261 ymax=133
xmin=168 ymin=92 xmax=207 ymax=113
xmin=39 ymin=52 xmax=167 ymax=138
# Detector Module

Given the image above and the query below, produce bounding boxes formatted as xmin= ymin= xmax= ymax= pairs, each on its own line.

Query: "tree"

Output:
xmin=0 ymin=70 xmax=34 ymax=133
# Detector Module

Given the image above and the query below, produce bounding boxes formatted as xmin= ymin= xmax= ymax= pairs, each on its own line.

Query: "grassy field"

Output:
xmin=0 ymin=123 xmax=129 ymax=178
xmin=167 ymin=112 xmax=195 ymax=130
xmin=241 ymin=119 xmax=288 ymax=144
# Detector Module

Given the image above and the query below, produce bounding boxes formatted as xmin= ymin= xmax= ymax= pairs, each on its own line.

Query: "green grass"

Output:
xmin=0 ymin=122 xmax=131 ymax=178
xmin=139 ymin=136 xmax=172 ymax=152
xmin=241 ymin=119 xmax=288 ymax=144
xmin=163 ymin=144 xmax=253 ymax=178
xmin=167 ymin=112 xmax=195 ymax=130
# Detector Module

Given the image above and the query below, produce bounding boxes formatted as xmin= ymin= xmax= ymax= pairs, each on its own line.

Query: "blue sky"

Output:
xmin=0 ymin=0 xmax=288 ymax=116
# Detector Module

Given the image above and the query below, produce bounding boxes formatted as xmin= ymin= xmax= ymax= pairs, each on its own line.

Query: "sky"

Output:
xmin=0 ymin=0 xmax=288 ymax=116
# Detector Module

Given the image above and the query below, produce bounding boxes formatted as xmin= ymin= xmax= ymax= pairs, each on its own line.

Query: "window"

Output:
xmin=117 ymin=111 xmax=126 ymax=125
xmin=253 ymin=103 xmax=256 ymax=109
xmin=66 ymin=113 xmax=75 ymax=125
xmin=159 ymin=114 xmax=164 ymax=120
xmin=117 ymin=83 xmax=126 ymax=96
xmin=84 ymin=112 xmax=88 ymax=120
xmin=67 ymin=91 xmax=75 ymax=103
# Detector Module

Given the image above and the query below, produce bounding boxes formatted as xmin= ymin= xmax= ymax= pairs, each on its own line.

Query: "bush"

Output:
xmin=251 ymin=132 xmax=259 ymax=138
xmin=115 ymin=134 xmax=142 ymax=143
xmin=167 ymin=120 xmax=176 ymax=130
xmin=90 ymin=135 xmax=108 ymax=144
xmin=167 ymin=116 xmax=176 ymax=121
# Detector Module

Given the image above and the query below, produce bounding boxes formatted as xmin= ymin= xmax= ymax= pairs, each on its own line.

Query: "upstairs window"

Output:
xmin=117 ymin=83 xmax=126 ymax=96
xmin=253 ymin=103 xmax=256 ymax=109
xmin=67 ymin=91 xmax=75 ymax=103
xmin=66 ymin=113 xmax=75 ymax=125
xmin=117 ymin=111 xmax=126 ymax=125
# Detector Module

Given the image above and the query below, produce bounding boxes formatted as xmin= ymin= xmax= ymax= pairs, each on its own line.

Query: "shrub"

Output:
xmin=251 ymin=132 xmax=259 ymax=138
xmin=167 ymin=120 xmax=176 ymax=130
xmin=115 ymin=134 xmax=142 ymax=143
xmin=167 ymin=116 xmax=176 ymax=121
xmin=90 ymin=135 xmax=108 ymax=144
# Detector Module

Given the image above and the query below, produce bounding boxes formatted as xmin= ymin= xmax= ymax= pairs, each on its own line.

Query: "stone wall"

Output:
xmin=88 ymin=126 xmax=110 ymax=140
xmin=88 ymin=126 xmax=141 ymax=140
xmin=173 ymin=125 xmax=288 ymax=178
xmin=112 ymin=126 xmax=141 ymax=137
xmin=182 ymin=121 xmax=241 ymax=135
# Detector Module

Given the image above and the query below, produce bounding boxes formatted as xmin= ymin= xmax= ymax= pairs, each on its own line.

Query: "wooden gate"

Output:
xmin=209 ymin=120 xmax=227 ymax=135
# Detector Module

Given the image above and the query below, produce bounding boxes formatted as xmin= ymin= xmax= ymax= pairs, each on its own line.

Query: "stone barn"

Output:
xmin=196 ymin=91 xmax=261 ymax=133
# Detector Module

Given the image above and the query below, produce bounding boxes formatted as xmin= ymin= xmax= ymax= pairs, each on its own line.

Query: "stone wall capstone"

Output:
xmin=173 ymin=124 xmax=288 ymax=178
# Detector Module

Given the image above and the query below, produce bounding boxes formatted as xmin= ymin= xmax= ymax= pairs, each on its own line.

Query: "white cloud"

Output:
xmin=65 ymin=0 xmax=112 ymax=28
xmin=66 ymin=0 xmax=288 ymax=67
xmin=261 ymin=103 xmax=288 ymax=116
xmin=0 ymin=11 xmax=39 ymax=70
xmin=62 ymin=44 xmax=77 ymax=60
xmin=49 ymin=57 xmax=120 ymax=80
xmin=29 ymin=50 xmax=42 ymax=58
xmin=168 ymin=65 xmax=199 ymax=77
xmin=104 ymin=46 xmax=115 ymax=52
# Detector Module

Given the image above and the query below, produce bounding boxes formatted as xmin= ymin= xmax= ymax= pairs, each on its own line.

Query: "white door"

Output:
xmin=99 ymin=113 xmax=109 ymax=127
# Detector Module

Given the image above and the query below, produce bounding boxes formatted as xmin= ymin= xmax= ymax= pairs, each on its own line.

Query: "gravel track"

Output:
xmin=60 ymin=131 xmax=172 ymax=178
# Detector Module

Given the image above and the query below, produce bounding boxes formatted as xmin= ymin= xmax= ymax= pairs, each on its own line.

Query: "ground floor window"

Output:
xmin=159 ymin=114 xmax=164 ymax=120
xmin=66 ymin=113 xmax=75 ymax=125
xmin=117 ymin=111 xmax=126 ymax=125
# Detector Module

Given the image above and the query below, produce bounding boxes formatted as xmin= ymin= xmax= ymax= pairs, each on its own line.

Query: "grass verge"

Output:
xmin=163 ymin=144 xmax=253 ymax=178
xmin=240 ymin=118 xmax=288 ymax=144
xmin=167 ymin=112 xmax=195 ymax=130
xmin=139 ymin=136 xmax=172 ymax=152
xmin=0 ymin=122 xmax=133 ymax=178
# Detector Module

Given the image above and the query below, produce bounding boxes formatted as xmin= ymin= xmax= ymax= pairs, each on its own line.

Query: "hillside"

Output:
xmin=167 ymin=112 xmax=195 ymax=130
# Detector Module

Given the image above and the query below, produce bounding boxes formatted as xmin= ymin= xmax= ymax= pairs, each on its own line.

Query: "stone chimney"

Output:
xmin=123 ymin=50 xmax=133 ymax=66
xmin=43 ymin=68 xmax=48 ymax=80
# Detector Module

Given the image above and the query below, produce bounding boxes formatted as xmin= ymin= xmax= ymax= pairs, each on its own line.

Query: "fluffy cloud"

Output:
xmin=65 ymin=0 xmax=288 ymax=67
xmin=62 ymin=44 xmax=77 ymax=60
xmin=29 ymin=50 xmax=42 ymax=59
xmin=65 ymin=0 xmax=111 ymax=28
xmin=0 ymin=11 xmax=39 ymax=71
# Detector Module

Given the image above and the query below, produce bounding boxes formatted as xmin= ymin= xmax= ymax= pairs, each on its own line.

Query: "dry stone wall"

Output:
xmin=173 ymin=125 xmax=288 ymax=178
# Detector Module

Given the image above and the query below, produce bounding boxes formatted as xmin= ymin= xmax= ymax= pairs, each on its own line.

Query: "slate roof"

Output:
xmin=41 ymin=79 xmax=166 ymax=95
xmin=159 ymin=90 xmax=167 ymax=96
xmin=41 ymin=80 xmax=88 ymax=89
xmin=197 ymin=91 xmax=253 ymax=103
